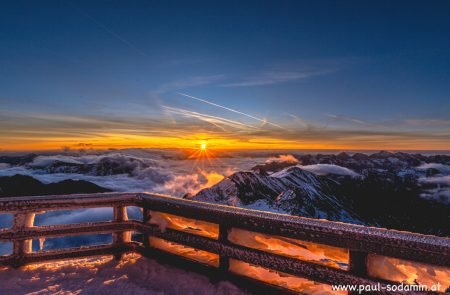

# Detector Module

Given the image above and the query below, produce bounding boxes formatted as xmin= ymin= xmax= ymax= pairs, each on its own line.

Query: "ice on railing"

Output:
xmin=229 ymin=259 xmax=346 ymax=295
xmin=228 ymin=228 xmax=349 ymax=270
xmin=149 ymin=211 xmax=219 ymax=239
xmin=149 ymin=236 xmax=219 ymax=267
xmin=367 ymin=254 xmax=450 ymax=290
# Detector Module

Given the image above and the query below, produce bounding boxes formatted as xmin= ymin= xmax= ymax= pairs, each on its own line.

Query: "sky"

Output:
xmin=0 ymin=0 xmax=449 ymax=151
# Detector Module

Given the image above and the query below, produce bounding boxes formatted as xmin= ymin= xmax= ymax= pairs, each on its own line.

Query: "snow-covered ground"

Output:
xmin=0 ymin=254 xmax=247 ymax=295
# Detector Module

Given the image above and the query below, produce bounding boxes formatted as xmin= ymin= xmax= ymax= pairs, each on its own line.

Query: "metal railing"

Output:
xmin=0 ymin=192 xmax=449 ymax=294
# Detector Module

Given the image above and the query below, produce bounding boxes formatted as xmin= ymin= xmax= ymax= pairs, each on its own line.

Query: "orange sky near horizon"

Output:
xmin=2 ymin=132 xmax=449 ymax=152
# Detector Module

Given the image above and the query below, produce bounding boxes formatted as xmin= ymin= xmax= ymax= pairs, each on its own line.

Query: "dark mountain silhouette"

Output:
xmin=0 ymin=174 xmax=110 ymax=197
xmin=0 ymin=153 xmax=38 ymax=166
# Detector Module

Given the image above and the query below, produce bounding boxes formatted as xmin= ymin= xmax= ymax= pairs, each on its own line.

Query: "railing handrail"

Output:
xmin=1 ymin=192 xmax=449 ymax=265
xmin=1 ymin=191 xmax=448 ymax=244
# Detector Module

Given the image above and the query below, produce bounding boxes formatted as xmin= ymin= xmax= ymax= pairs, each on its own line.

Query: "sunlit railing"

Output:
xmin=0 ymin=192 xmax=449 ymax=294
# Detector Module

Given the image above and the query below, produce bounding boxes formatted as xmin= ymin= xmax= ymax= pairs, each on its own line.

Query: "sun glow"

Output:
xmin=200 ymin=140 xmax=207 ymax=151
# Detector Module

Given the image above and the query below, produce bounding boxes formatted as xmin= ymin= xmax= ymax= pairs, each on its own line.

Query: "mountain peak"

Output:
xmin=370 ymin=151 xmax=395 ymax=158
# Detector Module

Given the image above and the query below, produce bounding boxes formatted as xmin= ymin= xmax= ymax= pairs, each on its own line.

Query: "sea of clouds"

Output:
xmin=0 ymin=150 xmax=448 ymax=254
xmin=0 ymin=149 xmax=265 ymax=254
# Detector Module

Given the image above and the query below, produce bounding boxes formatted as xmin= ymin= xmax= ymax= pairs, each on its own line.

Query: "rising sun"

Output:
xmin=200 ymin=140 xmax=207 ymax=151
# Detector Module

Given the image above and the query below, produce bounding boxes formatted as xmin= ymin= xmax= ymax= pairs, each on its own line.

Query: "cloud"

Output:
xmin=325 ymin=114 xmax=371 ymax=126
xmin=0 ymin=150 xmax=243 ymax=197
xmin=287 ymin=114 xmax=311 ymax=129
xmin=299 ymin=164 xmax=360 ymax=178
xmin=156 ymin=169 xmax=224 ymax=196
xmin=221 ymin=70 xmax=331 ymax=87
xmin=416 ymin=163 xmax=450 ymax=174
xmin=420 ymin=189 xmax=450 ymax=204
xmin=418 ymin=172 xmax=450 ymax=204
xmin=420 ymin=175 xmax=450 ymax=186
xmin=265 ymin=154 xmax=299 ymax=164
xmin=2 ymin=107 xmax=450 ymax=151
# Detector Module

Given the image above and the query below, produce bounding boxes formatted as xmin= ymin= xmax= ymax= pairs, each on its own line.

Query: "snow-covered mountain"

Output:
xmin=193 ymin=166 xmax=365 ymax=224
xmin=193 ymin=151 xmax=450 ymax=236
xmin=1 ymin=150 xmax=449 ymax=235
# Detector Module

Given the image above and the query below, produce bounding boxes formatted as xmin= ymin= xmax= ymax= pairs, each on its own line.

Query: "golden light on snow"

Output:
xmin=149 ymin=211 xmax=219 ymax=239
xmin=229 ymin=259 xmax=346 ymax=294
xmin=367 ymin=254 xmax=450 ymax=289
xmin=228 ymin=228 xmax=349 ymax=270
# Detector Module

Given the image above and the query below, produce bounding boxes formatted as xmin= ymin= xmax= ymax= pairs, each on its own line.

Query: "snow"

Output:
xmin=297 ymin=164 xmax=360 ymax=178
xmin=0 ymin=254 xmax=247 ymax=295
xmin=416 ymin=163 xmax=450 ymax=173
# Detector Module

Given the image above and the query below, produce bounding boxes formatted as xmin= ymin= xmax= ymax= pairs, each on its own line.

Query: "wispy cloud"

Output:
xmin=325 ymin=114 xmax=371 ymax=126
xmin=178 ymin=92 xmax=283 ymax=128
xmin=287 ymin=113 xmax=312 ymax=129
xmin=162 ymin=106 xmax=258 ymax=131
xmin=1 ymin=109 xmax=450 ymax=151
xmin=220 ymin=70 xmax=332 ymax=87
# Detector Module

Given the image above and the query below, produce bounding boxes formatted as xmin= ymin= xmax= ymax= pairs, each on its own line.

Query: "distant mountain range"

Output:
xmin=0 ymin=174 xmax=110 ymax=197
xmin=0 ymin=151 xmax=448 ymax=236
xmin=193 ymin=151 xmax=450 ymax=236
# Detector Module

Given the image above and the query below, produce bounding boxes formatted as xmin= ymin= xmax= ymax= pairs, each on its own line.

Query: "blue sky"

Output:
xmin=0 ymin=0 xmax=449 ymax=150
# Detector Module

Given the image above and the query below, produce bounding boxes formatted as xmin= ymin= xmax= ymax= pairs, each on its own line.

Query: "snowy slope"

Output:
xmin=193 ymin=166 xmax=365 ymax=224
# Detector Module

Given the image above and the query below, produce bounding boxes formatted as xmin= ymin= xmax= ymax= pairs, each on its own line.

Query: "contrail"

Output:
xmin=66 ymin=0 xmax=148 ymax=57
xmin=162 ymin=105 xmax=258 ymax=131
xmin=177 ymin=92 xmax=283 ymax=128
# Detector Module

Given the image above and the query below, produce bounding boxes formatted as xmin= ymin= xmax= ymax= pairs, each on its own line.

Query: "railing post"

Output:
xmin=349 ymin=250 xmax=368 ymax=276
xmin=348 ymin=250 xmax=369 ymax=295
xmin=113 ymin=206 xmax=131 ymax=260
xmin=12 ymin=212 xmax=36 ymax=267
xmin=142 ymin=207 xmax=151 ymax=249
xmin=218 ymin=224 xmax=229 ymax=272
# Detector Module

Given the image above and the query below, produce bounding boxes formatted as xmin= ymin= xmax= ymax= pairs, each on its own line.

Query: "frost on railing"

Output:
xmin=228 ymin=228 xmax=349 ymax=270
xmin=0 ymin=192 xmax=449 ymax=294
